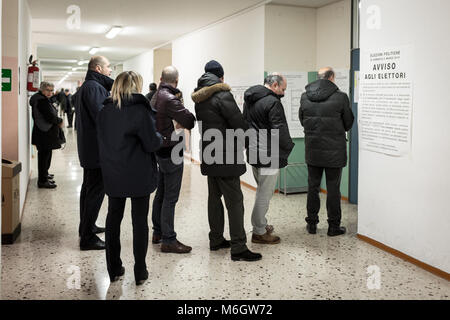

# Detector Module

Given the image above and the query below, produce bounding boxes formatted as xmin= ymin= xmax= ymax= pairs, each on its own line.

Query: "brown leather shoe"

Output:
xmin=152 ymin=234 xmax=161 ymax=244
xmin=251 ymin=232 xmax=281 ymax=244
xmin=161 ymin=240 xmax=192 ymax=254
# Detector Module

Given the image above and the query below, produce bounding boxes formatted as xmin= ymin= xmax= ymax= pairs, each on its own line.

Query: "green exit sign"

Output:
xmin=2 ymin=69 xmax=12 ymax=91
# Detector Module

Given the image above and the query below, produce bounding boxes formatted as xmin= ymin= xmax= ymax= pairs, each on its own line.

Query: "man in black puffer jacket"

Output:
xmin=192 ymin=60 xmax=261 ymax=262
xmin=243 ymin=73 xmax=294 ymax=245
xmin=299 ymin=67 xmax=354 ymax=237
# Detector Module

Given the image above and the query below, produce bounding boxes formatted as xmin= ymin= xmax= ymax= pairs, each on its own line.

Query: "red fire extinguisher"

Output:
xmin=27 ymin=55 xmax=40 ymax=92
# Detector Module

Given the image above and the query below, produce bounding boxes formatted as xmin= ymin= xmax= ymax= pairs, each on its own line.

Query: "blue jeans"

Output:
xmin=151 ymin=156 xmax=184 ymax=244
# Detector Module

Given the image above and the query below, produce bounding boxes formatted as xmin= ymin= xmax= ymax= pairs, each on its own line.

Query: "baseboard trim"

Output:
xmin=357 ymin=234 xmax=450 ymax=281
xmin=320 ymin=188 xmax=349 ymax=201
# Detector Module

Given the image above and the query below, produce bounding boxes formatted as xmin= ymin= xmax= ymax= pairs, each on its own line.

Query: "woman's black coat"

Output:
xmin=97 ymin=94 xmax=163 ymax=198
xmin=30 ymin=91 xmax=63 ymax=150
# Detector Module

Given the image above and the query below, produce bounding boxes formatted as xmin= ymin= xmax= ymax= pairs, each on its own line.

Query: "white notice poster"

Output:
xmin=278 ymin=72 xmax=308 ymax=138
xmin=359 ymin=45 xmax=414 ymax=157
xmin=334 ymin=69 xmax=350 ymax=96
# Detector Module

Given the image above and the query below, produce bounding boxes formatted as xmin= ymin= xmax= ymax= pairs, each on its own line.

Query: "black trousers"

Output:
xmin=79 ymin=168 xmax=105 ymax=245
xmin=151 ymin=156 xmax=183 ymax=244
xmin=66 ymin=112 xmax=74 ymax=127
xmin=207 ymin=176 xmax=247 ymax=255
xmin=106 ymin=196 xmax=150 ymax=279
xmin=306 ymin=165 xmax=343 ymax=228
xmin=37 ymin=149 xmax=52 ymax=183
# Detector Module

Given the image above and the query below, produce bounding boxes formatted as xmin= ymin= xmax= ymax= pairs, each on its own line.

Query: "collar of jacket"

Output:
xmin=104 ymin=93 xmax=151 ymax=108
xmin=191 ymin=82 xmax=231 ymax=104
xmin=85 ymin=70 xmax=114 ymax=91
xmin=158 ymin=82 xmax=180 ymax=95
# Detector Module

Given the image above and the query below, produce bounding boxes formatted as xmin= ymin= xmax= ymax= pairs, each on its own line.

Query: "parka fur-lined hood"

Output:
xmin=191 ymin=72 xmax=231 ymax=104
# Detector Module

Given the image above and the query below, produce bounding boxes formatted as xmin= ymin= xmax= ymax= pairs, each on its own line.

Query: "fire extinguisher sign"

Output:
xmin=2 ymin=69 xmax=12 ymax=92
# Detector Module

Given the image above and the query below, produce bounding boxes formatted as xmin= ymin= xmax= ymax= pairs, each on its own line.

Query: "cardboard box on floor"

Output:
xmin=2 ymin=159 xmax=22 ymax=244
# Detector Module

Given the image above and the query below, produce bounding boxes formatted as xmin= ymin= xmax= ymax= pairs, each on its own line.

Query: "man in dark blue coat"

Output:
xmin=75 ymin=56 xmax=114 ymax=250
xmin=299 ymin=67 xmax=354 ymax=237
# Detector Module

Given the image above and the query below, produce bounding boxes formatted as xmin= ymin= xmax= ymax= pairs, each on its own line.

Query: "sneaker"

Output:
xmin=327 ymin=226 xmax=346 ymax=237
xmin=306 ymin=223 xmax=317 ymax=234
xmin=210 ymin=239 xmax=231 ymax=251
xmin=161 ymin=240 xmax=192 ymax=254
xmin=251 ymin=232 xmax=281 ymax=244
xmin=231 ymin=249 xmax=262 ymax=262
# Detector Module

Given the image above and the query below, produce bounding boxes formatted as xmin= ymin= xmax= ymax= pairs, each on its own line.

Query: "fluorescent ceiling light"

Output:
xmin=105 ymin=26 xmax=123 ymax=39
xmin=72 ymin=67 xmax=77 ymax=71
xmin=89 ymin=47 xmax=100 ymax=55
xmin=77 ymin=60 xmax=86 ymax=65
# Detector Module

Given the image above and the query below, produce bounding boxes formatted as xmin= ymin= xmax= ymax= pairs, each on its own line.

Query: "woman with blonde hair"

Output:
xmin=97 ymin=71 xmax=162 ymax=285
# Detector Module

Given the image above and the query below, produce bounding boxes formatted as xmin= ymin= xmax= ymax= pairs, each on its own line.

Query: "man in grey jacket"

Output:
xmin=299 ymin=67 xmax=354 ymax=236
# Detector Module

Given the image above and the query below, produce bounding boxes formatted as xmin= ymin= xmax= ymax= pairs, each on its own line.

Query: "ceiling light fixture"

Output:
xmin=89 ymin=47 xmax=100 ymax=55
xmin=105 ymin=26 xmax=123 ymax=39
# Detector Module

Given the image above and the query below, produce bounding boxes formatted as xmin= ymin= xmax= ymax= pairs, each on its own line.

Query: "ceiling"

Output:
xmin=29 ymin=0 xmax=342 ymax=84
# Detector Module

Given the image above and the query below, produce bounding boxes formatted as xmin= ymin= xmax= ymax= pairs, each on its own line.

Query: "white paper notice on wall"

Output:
xmin=359 ymin=45 xmax=414 ymax=157
xmin=278 ymin=71 xmax=308 ymax=138
xmin=334 ymin=69 xmax=350 ymax=96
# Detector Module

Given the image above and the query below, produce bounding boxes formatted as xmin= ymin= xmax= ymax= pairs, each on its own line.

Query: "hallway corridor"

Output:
xmin=1 ymin=129 xmax=449 ymax=300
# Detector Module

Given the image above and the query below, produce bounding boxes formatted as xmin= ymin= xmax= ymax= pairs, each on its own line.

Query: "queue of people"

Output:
xmin=31 ymin=55 xmax=354 ymax=286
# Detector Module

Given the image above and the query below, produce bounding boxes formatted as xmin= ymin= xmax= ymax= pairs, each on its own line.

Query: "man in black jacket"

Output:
xmin=243 ymin=73 xmax=295 ymax=244
xmin=299 ymin=67 xmax=354 ymax=236
xmin=64 ymin=89 xmax=74 ymax=128
xmin=151 ymin=66 xmax=196 ymax=254
xmin=30 ymin=82 xmax=63 ymax=189
xmin=75 ymin=56 xmax=114 ymax=250
xmin=192 ymin=60 xmax=262 ymax=262
xmin=145 ymin=82 xmax=157 ymax=102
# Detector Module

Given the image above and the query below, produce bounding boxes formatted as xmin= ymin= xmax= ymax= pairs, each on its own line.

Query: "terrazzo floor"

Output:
xmin=1 ymin=129 xmax=449 ymax=300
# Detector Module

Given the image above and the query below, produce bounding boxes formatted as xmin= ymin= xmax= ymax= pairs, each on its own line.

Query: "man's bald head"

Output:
xmin=161 ymin=66 xmax=179 ymax=86
xmin=88 ymin=56 xmax=112 ymax=76
xmin=318 ymin=67 xmax=335 ymax=82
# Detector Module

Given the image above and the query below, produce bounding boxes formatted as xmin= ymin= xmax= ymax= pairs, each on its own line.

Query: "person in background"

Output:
xmin=299 ymin=67 xmax=354 ymax=236
xmin=192 ymin=60 xmax=262 ymax=262
xmin=57 ymin=88 xmax=66 ymax=117
xmin=145 ymin=82 xmax=157 ymax=102
xmin=64 ymin=89 xmax=74 ymax=128
xmin=151 ymin=66 xmax=196 ymax=254
xmin=97 ymin=71 xmax=162 ymax=286
xmin=243 ymin=73 xmax=294 ymax=245
xmin=29 ymin=82 xmax=63 ymax=189
xmin=75 ymin=56 xmax=114 ymax=251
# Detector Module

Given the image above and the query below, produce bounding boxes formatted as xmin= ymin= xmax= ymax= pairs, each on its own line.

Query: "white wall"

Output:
xmin=358 ymin=0 xmax=450 ymax=273
xmin=173 ymin=6 xmax=266 ymax=187
xmin=153 ymin=48 xmax=172 ymax=86
xmin=123 ymin=50 xmax=154 ymax=95
xmin=265 ymin=4 xmax=316 ymax=72
xmin=316 ymin=0 xmax=351 ymax=69
xmin=18 ymin=0 xmax=31 ymax=215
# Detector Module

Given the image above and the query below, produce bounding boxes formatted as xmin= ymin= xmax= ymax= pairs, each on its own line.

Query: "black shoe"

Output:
xmin=93 ymin=225 xmax=106 ymax=234
xmin=38 ymin=181 xmax=57 ymax=189
xmin=135 ymin=269 xmax=149 ymax=286
xmin=48 ymin=174 xmax=54 ymax=179
xmin=231 ymin=249 xmax=262 ymax=262
xmin=109 ymin=266 xmax=125 ymax=282
xmin=306 ymin=223 xmax=317 ymax=234
xmin=327 ymin=226 xmax=346 ymax=237
xmin=80 ymin=238 xmax=106 ymax=251
xmin=210 ymin=239 xmax=231 ymax=251
xmin=48 ymin=179 xmax=55 ymax=184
